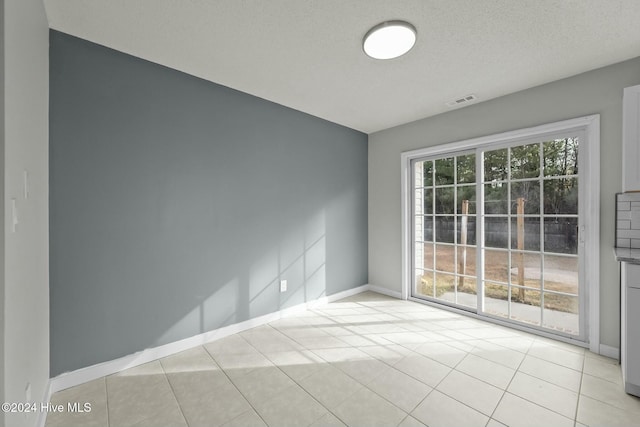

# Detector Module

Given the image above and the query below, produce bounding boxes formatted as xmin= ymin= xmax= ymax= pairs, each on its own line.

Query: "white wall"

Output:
xmin=3 ymin=0 xmax=49 ymax=426
xmin=369 ymin=57 xmax=640 ymax=350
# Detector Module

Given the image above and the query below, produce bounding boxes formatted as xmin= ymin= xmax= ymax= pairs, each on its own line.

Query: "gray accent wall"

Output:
xmin=50 ymin=31 xmax=367 ymax=376
xmin=369 ymin=56 xmax=640 ymax=351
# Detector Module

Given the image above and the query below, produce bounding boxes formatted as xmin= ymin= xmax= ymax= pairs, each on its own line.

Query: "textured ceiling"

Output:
xmin=44 ymin=0 xmax=640 ymax=133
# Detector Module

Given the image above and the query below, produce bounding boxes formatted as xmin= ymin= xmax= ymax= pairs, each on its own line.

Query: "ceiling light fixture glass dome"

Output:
xmin=363 ymin=20 xmax=417 ymax=60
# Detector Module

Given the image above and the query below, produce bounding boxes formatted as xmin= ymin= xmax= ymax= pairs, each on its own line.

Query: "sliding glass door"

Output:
xmin=479 ymin=137 xmax=581 ymax=335
xmin=414 ymin=153 xmax=477 ymax=309
xmin=411 ymin=133 xmax=585 ymax=339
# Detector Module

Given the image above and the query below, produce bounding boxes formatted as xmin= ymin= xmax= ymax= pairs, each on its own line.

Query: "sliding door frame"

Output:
xmin=400 ymin=115 xmax=600 ymax=352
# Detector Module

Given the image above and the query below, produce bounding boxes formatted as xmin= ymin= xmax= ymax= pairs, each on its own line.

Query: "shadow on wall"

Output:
xmin=49 ymin=179 xmax=366 ymax=377
xmin=156 ymin=209 xmax=329 ymax=345
xmin=152 ymin=184 xmax=366 ymax=349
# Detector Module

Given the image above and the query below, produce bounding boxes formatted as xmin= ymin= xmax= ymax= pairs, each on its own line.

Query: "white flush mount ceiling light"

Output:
xmin=363 ymin=21 xmax=417 ymax=60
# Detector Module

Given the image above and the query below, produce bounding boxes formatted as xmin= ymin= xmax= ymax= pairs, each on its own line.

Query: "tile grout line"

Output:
xmin=365 ymin=326 xmax=515 ymax=420
xmin=396 ymin=413 xmax=415 ymax=427
xmin=299 ymin=300 xmax=408 ymax=427
xmin=105 ymin=374 xmax=113 ymax=427
xmin=244 ymin=318 xmax=395 ymax=427
xmin=573 ymin=355 xmax=586 ymax=427
xmin=219 ymin=409 xmax=256 ymax=427
xmin=158 ymin=360 xmax=190 ymax=427
xmin=397 ymin=345 xmax=463 ymax=422
xmin=201 ymin=337 xmax=274 ymax=427
xmin=578 ymin=373 xmax=640 ymax=413
xmin=514 ymin=335 xmax=583 ymax=421
xmin=504 ymin=347 xmax=636 ymax=425
xmin=272 ymin=324 xmax=369 ymax=425
xmin=330 ymin=356 xmax=412 ymax=419
xmin=292 ymin=370 xmax=360 ymax=427
xmin=275 ymin=300 xmax=422 ymax=426
xmin=103 ymin=376 xmax=110 ymax=427
xmin=411 ymin=337 xmax=512 ymax=423
xmin=516 ymin=359 xmax=583 ymax=393
xmin=485 ymin=340 xmax=528 ymax=425
xmin=492 ymin=365 xmax=581 ymax=422
xmin=339 ymin=304 xmax=511 ymax=422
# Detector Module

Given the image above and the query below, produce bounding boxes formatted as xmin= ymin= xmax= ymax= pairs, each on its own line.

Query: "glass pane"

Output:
xmin=435 ymin=187 xmax=454 ymax=214
xmin=456 ymin=154 xmax=476 ymax=184
xmin=510 ymin=288 xmax=541 ymax=326
xmin=484 ymin=148 xmax=508 ymax=182
xmin=416 ymin=140 xmax=582 ymax=332
xmin=510 ymin=251 xmax=541 ymax=290
xmin=510 ymin=143 xmax=540 ymax=179
xmin=457 ymin=275 xmax=477 ymax=309
xmin=484 ymin=182 xmax=508 ymax=214
xmin=484 ymin=249 xmax=509 ymax=283
xmin=423 ymin=188 xmax=433 ymax=214
xmin=543 ymin=294 xmax=579 ymax=335
xmin=543 ymin=254 xmax=578 ymax=294
xmin=435 ymin=216 xmax=455 ymax=243
xmin=544 ymin=178 xmax=578 ymax=215
xmin=435 ymin=158 xmax=455 ymax=185
xmin=435 ymin=272 xmax=455 ymax=299
xmin=422 ymin=242 xmax=434 ymax=269
xmin=457 ymin=185 xmax=476 ymax=214
xmin=439 ymin=291 xmax=456 ymax=304
xmin=544 ymin=293 xmax=579 ymax=313
xmin=457 ymin=245 xmax=477 ymax=277
xmin=484 ymin=282 xmax=509 ymax=319
xmin=435 ymin=244 xmax=455 ymax=273
xmin=457 ymin=216 xmax=477 ymax=246
xmin=416 ymin=269 xmax=435 ymax=297
xmin=544 ymin=217 xmax=578 ymax=254
xmin=511 ymin=181 xmax=540 ymax=215
xmin=484 ymin=216 xmax=509 ymax=249
xmin=423 ymin=160 xmax=434 ymax=187
xmin=510 ymin=217 xmax=541 ymax=251
xmin=419 ymin=215 xmax=433 ymax=241
xmin=543 ymin=138 xmax=579 ymax=177
xmin=414 ymin=241 xmax=424 ymax=270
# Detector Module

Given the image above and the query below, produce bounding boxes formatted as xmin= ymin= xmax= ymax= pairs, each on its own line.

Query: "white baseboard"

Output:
xmin=307 ymin=284 xmax=373 ymax=308
xmin=599 ymin=344 xmax=620 ymax=360
xmin=367 ymin=284 xmax=402 ymax=299
xmin=48 ymin=284 xmax=374 ymax=395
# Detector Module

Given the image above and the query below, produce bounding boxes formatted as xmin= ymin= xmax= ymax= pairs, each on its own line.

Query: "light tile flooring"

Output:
xmin=46 ymin=292 xmax=640 ymax=427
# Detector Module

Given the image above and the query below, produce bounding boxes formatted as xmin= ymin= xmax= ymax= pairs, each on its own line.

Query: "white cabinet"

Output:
xmin=621 ymin=262 xmax=640 ymax=396
xmin=623 ymin=85 xmax=640 ymax=192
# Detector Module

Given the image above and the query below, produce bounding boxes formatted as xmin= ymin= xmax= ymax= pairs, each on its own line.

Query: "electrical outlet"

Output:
xmin=280 ymin=280 xmax=287 ymax=292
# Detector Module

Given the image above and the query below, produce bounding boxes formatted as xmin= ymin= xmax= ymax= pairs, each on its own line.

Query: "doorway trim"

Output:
xmin=400 ymin=115 xmax=600 ymax=352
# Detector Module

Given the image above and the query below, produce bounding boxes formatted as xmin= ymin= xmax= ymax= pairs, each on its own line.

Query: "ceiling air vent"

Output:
xmin=446 ymin=94 xmax=478 ymax=108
